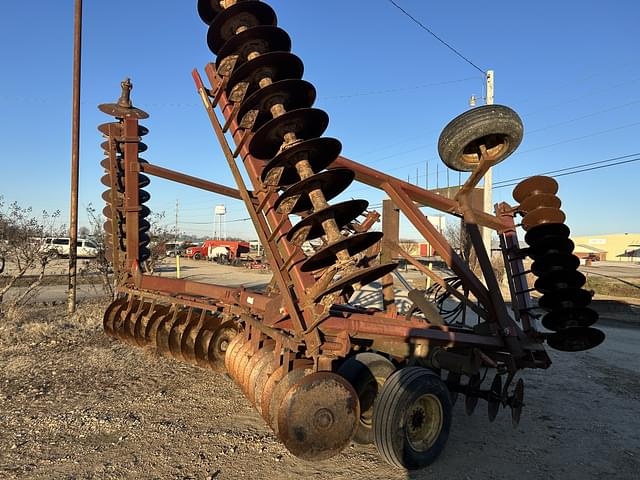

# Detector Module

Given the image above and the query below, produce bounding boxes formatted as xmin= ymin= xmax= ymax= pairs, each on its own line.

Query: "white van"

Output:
xmin=43 ymin=238 xmax=99 ymax=258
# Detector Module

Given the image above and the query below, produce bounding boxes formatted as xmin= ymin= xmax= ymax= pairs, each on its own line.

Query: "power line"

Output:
xmin=526 ymin=99 xmax=640 ymax=135
xmin=494 ymin=157 xmax=640 ymax=189
xmin=513 ymin=120 xmax=640 ymax=156
xmin=493 ymin=153 xmax=640 ymax=186
xmin=385 ymin=0 xmax=485 ymax=74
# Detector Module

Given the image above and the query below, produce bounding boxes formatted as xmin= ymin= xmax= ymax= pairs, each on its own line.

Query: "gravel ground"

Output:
xmin=1 ymin=301 xmax=639 ymax=480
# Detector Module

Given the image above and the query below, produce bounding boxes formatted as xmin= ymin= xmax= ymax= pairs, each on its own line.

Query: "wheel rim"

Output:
xmin=405 ymin=393 xmax=443 ymax=452
xmin=461 ymin=133 xmax=509 ymax=165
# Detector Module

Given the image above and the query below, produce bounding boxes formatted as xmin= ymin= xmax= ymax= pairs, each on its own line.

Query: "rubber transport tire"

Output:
xmin=194 ymin=252 xmax=202 ymax=260
xmin=437 ymin=104 xmax=523 ymax=172
xmin=337 ymin=352 xmax=396 ymax=445
xmin=373 ymin=367 xmax=452 ymax=470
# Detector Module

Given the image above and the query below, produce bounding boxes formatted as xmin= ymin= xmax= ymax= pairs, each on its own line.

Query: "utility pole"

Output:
xmin=67 ymin=0 xmax=83 ymax=315
xmin=482 ymin=69 xmax=494 ymax=256
xmin=425 ymin=160 xmax=428 ymax=189
xmin=175 ymin=199 xmax=179 ymax=244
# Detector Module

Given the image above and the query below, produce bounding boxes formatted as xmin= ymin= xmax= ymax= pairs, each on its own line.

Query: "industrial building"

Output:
xmin=571 ymin=233 xmax=640 ymax=262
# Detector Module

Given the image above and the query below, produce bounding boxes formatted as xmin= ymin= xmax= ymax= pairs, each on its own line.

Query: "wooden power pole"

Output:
xmin=67 ymin=0 xmax=83 ymax=314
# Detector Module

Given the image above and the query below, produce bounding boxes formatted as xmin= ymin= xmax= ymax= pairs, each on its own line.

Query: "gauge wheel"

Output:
xmin=373 ymin=367 xmax=452 ymax=470
xmin=437 ymin=104 xmax=523 ymax=171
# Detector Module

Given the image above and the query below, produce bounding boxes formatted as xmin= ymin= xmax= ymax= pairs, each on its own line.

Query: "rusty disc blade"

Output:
xmin=193 ymin=316 xmax=223 ymax=368
xmin=156 ymin=310 xmax=188 ymax=359
xmin=100 ymin=167 xmax=150 ymax=189
xmin=253 ymin=354 xmax=278 ymax=414
xmin=100 ymin=141 xmax=148 ymax=153
xmin=527 ymin=235 xmax=574 ymax=260
xmin=286 ymin=199 xmax=367 ymax=246
xmin=169 ymin=310 xmax=197 ymax=362
xmin=241 ymin=341 xmax=275 ymax=394
xmin=519 ymin=193 xmax=561 ymax=214
xmin=521 ymin=207 xmax=566 ymax=231
xmin=301 ymin=232 xmax=383 ymax=272
xmin=207 ymin=323 xmax=239 ymax=373
xmin=261 ymin=137 xmax=342 ymax=187
xmin=100 ymin=158 xmax=123 ymax=172
xmin=541 ymin=307 xmax=599 ymax=331
xmin=100 ymin=173 xmax=117 ymax=188
xmin=531 ymin=253 xmax=580 ymax=276
xmin=197 ymin=0 xmax=220 ymax=24
xmin=98 ymin=102 xmax=149 ymax=120
xmin=511 ymin=378 xmax=524 ymax=427
xmin=104 ymin=218 xmax=151 ymax=236
xmin=238 ymin=79 xmax=315 ymax=131
xmin=312 ymin=263 xmax=397 ymax=302
xmin=179 ymin=312 xmax=210 ymax=365
xmin=245 ymin=344 xmax=276 ymax=403
xmin=546 ymin=327 xmax=605 ymax=352
xmin=134 ymin=304 xmax=169 ymax=346
xmin=535 ymin=270 xmax=586 ymax=294
xmin=512 ymin=175 xmax=558 ymax=203
xmin=113 ymin=298 xmax=141 ymax=339
xmin=488 ymin=374 xmax=502 ymax=422
xmin=538 ymin=288 xmax=592 ymax=311
xmin=196 ymin=332 xmax=217 ymax=370
xmin=260 ymin=359 xmax=310 ymax=424
xmin=268 ymin=362 xmax=312 ymax=432
xmin=525 ymin=223 xmax=571 ymax=246
xmin=249 ymin=108 xmax=329 ymax=160
xmin=121 ymin=302 xmax=151 ymax=345
xmin=103 ymin=298 xmax=128 ymax=336
xmin=198 ymin=0 xmax=253 ymax=25
xmin=274 ymin=169 xmax=355 ymax=214
xmin=207 ymin=1 xmax=277 ymax=55
xmin=98 ymin=122 xmax=148 ymax=138
xmin=227 ymin=51 xmax=304 ymax=98
xmin=144 ymin=307 xmax=171 ymax=350
xmin=224 ymin=334 xmax=245 ymax=375
xmin=232 ymin=341 xmax=255 ymax=383
xmin=277 ymin=372 xmax=359 ymax=461
xmin=216 ymin=25 xmax=291 ymax=71
xmin=101 ymin=188 xmax=150 ymax=205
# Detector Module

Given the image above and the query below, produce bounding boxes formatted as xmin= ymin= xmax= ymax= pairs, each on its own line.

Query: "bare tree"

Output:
xmin=85 ymin=204 xmax=115 ymax=298
xmin=84 ymin=205 xmax=170 ymax=296
xmin=143 ymin=212 xmax=172 ymax=275
xmin=0 ymin=196 xmax=63 ymax=317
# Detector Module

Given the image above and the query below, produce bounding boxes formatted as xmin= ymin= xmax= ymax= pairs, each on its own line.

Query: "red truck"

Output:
xmin=185 ymin=240 xmax=250 ymax=261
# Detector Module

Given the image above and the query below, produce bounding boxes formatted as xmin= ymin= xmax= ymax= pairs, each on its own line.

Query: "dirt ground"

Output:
xmin=1 ymin=299 xmax=639 ymax=480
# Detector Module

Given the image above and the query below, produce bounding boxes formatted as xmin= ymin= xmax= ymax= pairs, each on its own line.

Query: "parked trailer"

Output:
xmin=98 ymin=0 xmax=604 ymax=470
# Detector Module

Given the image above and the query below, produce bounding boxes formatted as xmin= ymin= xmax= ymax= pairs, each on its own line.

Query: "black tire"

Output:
xmin=193 ymin=252 xmax=202 ymax=260
xmin=337 ymin=352 xmax=396 ymax=444
xmin=373 ymin=367 xmax=452 ymax=470
xmin=437 ymin=104 xmax=523 ymax=172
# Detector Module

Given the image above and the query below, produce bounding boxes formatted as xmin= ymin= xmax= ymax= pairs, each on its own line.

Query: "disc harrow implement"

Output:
xmin=98 ymin=78 xmax=152 ymax=274
xmin=95 ymin=0 xmax=605 ymax=471
xmin=513 ymin=175 xmax=605 ymax=351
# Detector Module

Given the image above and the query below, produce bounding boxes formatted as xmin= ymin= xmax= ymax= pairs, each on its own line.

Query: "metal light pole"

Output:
xmin=482 ymin=69 xmax=494 ymax=256
xmin=67 ymin=0 xmax=83 ymax=314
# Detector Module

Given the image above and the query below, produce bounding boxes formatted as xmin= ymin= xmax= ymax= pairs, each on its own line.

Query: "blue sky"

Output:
xmin=1 ymin=0 xmax=639 ymax=240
